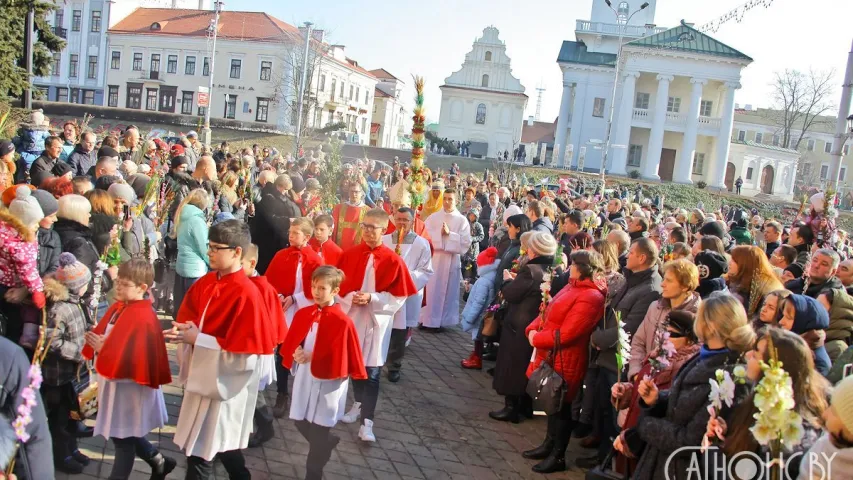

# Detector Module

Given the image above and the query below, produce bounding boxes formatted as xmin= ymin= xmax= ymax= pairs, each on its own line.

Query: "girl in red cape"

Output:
xmin=83 ymin=259 xmax=175 ymax=480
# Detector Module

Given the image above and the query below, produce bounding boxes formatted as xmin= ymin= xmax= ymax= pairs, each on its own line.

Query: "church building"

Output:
xmin=438 ymin=27 xmax=528 ymax=159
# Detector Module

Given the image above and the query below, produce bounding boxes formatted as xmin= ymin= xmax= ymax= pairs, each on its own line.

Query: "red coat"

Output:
xmin=525 ymin=277 xmax=606 ymax=400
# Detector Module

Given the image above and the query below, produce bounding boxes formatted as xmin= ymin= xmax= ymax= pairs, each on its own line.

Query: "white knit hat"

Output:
xmin=528 ymin=231 xmax=558 ymax=257
xmin=831 ymin=375 xmax=853 ymax=435
xmin=9 ymin=186 xmax=44 ymax=228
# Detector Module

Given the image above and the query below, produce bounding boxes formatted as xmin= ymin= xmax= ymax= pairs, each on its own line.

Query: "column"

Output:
xmin=711 ymin=82 xmax=740 ymax=189
xmin=642 ymin=74 xmax=673 ymax=180
xmin=553 ymin=82 xmax=573 ymax=167
xmin=568 ymin=81 xmax=588 ymax=168
xmin=675 ymin=78 xmax=707 ymax=184
xmin=788 ymin=166 xmax=796 ymax=195
xmin=610 ymin=71 xmax=640 ymax=176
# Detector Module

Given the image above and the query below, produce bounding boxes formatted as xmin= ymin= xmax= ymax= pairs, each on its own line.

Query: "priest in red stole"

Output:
xmin=336 ymin=209 xmax=417 ymax=443
xmin=309 ymin=214 xmax=343 ymax=265
xmin=166 ymin=220 xmax=275 ymax=475
xmin=331 ymin=183 xmax=371 ymax=251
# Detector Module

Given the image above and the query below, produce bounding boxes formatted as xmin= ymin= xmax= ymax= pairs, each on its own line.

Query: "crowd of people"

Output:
xmin=3 ymin=111 xmax=853 ymax=480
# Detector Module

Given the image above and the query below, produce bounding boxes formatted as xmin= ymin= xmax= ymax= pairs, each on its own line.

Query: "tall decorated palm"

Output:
xmin=408 ymin=76 xmax=429 ymax=208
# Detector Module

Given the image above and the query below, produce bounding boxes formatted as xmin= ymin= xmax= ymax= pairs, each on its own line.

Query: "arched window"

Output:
xmin=617 ymin=2 xmax=630 ymax=21
xmin=481 ymin=74 xmax=489 ymax=88
xmin=485 ymin=51 xmax=492 ymax=61
xmin=476 ymin=103 xmax=486 ymax=124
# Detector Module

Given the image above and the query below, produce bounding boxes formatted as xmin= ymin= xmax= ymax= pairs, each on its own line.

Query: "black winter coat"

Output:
xmin=67 ymin=146 xmax=97 ymax=177
xmin=252 ymin=184 xmax=302 ymax=274
xmin=492 ymin=238 xmax=522 ymax=297
xmin=37 ymin=226 xmax=61 ymax=276
xmin=54 ymin=218 xmax=112 ymax=293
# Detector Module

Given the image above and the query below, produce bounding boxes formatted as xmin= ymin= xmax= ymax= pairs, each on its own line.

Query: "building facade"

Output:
xmin=553 ymin=1 xmax=752 ymax=192
xmin=369 ymin=69 xmax=410 ymax=149
xmin=438 ymin=27 xmax=528 ymax=159
xmin=34 ymin=0 xmax=115 ymax=105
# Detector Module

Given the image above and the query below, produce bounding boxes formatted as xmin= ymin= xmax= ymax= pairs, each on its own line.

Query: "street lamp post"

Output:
xmin=294 ymin=22 xmax=313 ymax=159
xmin=201 ymin=1 xmax=223 ymax=150
xmin=599 ymin=0 xmax=649 ymax=191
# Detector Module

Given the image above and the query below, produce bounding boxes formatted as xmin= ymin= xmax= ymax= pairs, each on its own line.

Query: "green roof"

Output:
xmin=735 ymin=139 xmax=799 ymax=154
xmin=557 ymin=41 xmax=617 ymax=67
xmin=626 ymin=22 xmax=752 ymax=61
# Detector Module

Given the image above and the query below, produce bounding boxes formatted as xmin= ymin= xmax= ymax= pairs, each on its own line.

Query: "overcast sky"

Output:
xmin=234 ymin=0 xmax=853 ymax=123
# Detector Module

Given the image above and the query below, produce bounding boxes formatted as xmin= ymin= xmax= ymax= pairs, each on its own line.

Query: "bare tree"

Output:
xmin=271 ymin=29 xmax=329 ymax=138
xmin=765 ymin=68 xmax=836 ymax=150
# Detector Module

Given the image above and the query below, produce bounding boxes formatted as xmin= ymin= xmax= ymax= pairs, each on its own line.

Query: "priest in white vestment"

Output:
xmin=420 ymin=189 xmax=472 ymax=329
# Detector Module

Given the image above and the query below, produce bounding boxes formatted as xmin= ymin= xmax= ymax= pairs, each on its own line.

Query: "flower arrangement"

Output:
xmin=511 ymin=248 xmax=525 ymax=274
xmin=615 ymin=311 xmax=631 ymax=376
xmin=702 ymin=366 xmax=747 ymax=451
xmin=644 ymin=325 xmax=676 ymax=380
xmin=538 ymin=271 xmax=553 ymax=319
xmin=408 ymin=76 xmax=429 ymax=208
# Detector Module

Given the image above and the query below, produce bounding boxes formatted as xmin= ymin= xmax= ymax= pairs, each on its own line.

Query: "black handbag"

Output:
xmin=526 ymin=330 xmax=567 ymax=415
xmin=585 ymin=447 xmax=627 ymax=480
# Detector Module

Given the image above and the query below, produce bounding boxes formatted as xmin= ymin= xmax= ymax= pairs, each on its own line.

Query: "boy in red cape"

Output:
xmin=83 ymin=259 xmax=175 ymax=480
xmin=265 ymin=217 xmax=322 ymax=418
xmin=309 ymin=214 xmax=342 ymax=265
xmin=242 ymin=244 xmax=287 ymax=448
xmin=165 ymin=220 xmax=275 ymax=479
xmin=336 ymin=208 xmax=417 ymax=443
xmin=280 ymin=266 xmax=367 ymax=480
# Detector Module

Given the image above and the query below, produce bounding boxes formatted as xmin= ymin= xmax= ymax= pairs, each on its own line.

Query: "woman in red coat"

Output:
xmin=523 ymin=250 xmax=606 ymax=473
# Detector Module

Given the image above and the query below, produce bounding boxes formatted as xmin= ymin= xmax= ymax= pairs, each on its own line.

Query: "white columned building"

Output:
xmin=553 ymin=1 xmax=752 ymax=190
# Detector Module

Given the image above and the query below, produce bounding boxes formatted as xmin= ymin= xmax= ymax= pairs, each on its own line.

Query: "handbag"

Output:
xmin=585 ymin=447 xmax=627 ymax=480
xmin=481 ymin=310 xmax=498 ymax=337
xmin=526 ymin=330 xmax=567 ymax=415
xmin=70 ymin=362 xmax=98 ymax=421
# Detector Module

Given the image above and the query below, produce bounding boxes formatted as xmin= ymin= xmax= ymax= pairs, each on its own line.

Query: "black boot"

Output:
xmin=532 ymin=416 xmax=572 ymax=473
xmin=523 ymin=415 xmax=556 ymax=460
xmin=519 ymin=394 xmax=534 ymax=419
xmin=488 ymin=396 xmax=520 ymax=423
xmin=482 ymin=342 xmax=498 ymax=361
xmin=143 ymin=452 xmax=177 ymax=480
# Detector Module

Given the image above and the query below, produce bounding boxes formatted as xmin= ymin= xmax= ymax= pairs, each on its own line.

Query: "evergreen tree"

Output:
xmin=0 ymin=0 xmax=65 ymax=99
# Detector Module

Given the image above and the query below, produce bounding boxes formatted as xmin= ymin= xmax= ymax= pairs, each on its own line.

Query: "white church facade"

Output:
xmin=438 ymin=27 xmax=528 ymax=159
xmin=552 ymin=1 xmax=795 ymax=199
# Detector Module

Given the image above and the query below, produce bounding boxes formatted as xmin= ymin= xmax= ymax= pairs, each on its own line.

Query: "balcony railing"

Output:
xmin=575 ymin=20 xmax=667 ymax=38
xmin=633 ymin=108 xmax=651 ymax=121
xmin=698 ymin=115 xmax=721 ymax=129
xmin=53 ymin=26 xmax=67 ymax=38
xmin=633 ymin=108 xmax=723 ymax=132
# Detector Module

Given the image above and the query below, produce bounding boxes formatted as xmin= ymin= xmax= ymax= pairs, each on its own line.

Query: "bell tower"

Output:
xmin=589 ymin=0 xmax=657 ymax=28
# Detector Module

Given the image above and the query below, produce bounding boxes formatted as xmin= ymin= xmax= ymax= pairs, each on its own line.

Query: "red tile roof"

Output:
xmin=521 ymin=120 xmax=557 ymax=143
xmin=109 ymin=8 xmax=299 ymax=43
xmin=369 ymin=68 xmax=399 ymax=81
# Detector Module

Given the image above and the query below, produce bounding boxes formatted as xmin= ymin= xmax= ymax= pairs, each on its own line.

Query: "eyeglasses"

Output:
xmin=208 ymin=244 xmax=237 ymax=252
xmin=360 ymin=223 xmax=384 ymax=232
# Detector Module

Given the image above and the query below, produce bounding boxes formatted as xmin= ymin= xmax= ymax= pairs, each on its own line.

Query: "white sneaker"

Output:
xmin=358 ymin=419 xmax=376 ymax=442
xmin=340 ymin=402 xmax=361 ymax=424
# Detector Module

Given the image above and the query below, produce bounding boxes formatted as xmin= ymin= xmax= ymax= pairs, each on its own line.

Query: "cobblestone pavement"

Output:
xmin=62 ymin=326 xmax=591 ymax=479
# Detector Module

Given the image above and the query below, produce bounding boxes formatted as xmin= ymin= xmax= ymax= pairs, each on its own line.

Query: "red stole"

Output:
xmin=279 ymin=304 xmax=367 ymax=380
xmin=309 ymin=237 xmax=343 ymax=266
xmin=266 ymin=245 xmax=322 ymax=300
xmin=82 ymin=299 xmax=172 ymax=389
xmin=336 ymin=242 xmax=417 ymax=298
xmin=331 ymin=203 xmax=370 ymax=250
xmin=175 ymin=270 xmax=276 ymax=354
xmin=250 ymin=275 xmax=287 ymax=346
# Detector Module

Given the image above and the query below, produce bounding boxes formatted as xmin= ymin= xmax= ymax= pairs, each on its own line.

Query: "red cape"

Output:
xmin=280 ymin=304 xmax=367 ymax=380
xmin=176 ymin=270 xmax=276 ymax=354
xmin=250 ymin=275 xmax=287 ymax=346
xmin=309 ymin=237 xmax=343 ymax=266
xmin=266 ymin=245 xmax=323 ymax=300
xmin=82 ymin=299 xmax=172 ymax=389
xmin=336 ymin=242 xmax=417 ymax=298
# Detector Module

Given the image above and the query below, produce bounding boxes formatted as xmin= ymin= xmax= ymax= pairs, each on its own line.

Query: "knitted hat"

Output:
xmin=94 ymin=175 xmax=121 ymax=191
xmin=9 ymin=186 xmax=44 ymax=227
xmin=97 ymin=146 xmax=119 ymax=160
xmin=477 ymin=246 xmax=499 ymax=267
xmin=699 ymin=220 xmax=726 ymax=240
xmin=503 ymin=205 xmax=522 ymax=224
xmin=2 ymin=184 xmax=34 ymax=207
xmin=55 ymin=252 xmax=91 ymax=292
xmin=0 ymin=140 xmax=14 ymax=157
xmin=52 ymin=161 xmax=72 ymax=178
xmin=31 ymin=189 xmax=58 ymax=217
xmin=108 ymin=182 xmax=137 ymax=205
xmin=128 ymin=174 xmax=151 ymax=200
xmin=666 ymin=310 xmax=698 ymax=343
xmin=694 ymin=250 xmax=728 ymax=280
xmin=170 ymin=155 xmax=188 ymax=170
xmin=290 ymin=175 xmax=306 ymax=193
xmin=785 ymin=263 xmax=805 ymax=280
xmin=170 ymin=144 xmax=185 ymax=157
xmin=528 ymin=231 xmax=558 ymax=257
xmin=831 ymin=375 xmax=853 ymax=435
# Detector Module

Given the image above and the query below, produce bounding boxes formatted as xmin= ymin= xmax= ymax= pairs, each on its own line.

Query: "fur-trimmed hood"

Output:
xmin=43 ymin=277 xmax=70 ymax=303
xmin=0 ymin=208 xmax=35 ymax=243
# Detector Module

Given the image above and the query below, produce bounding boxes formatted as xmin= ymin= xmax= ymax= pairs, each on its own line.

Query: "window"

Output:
xmin=167 ymin=55 xmax=177 ymax=74
xmin=87 ymin=55 xmax=97 ymax=79
xmin=772 ymin=134 xmax=780 ymax=146
xmin=592 ymin=98 xmax=605 ymax=117
xmin=110 ymin=51 xmax=120 ymax=69
xmin=146 ymin=89 xmax=158 ymax=110
xmin=182 ymin=56 xmax=195 ymax=75
xmin=628 ymin=145 xmax=642 ymax=167
xmin=476 ymin=103 xmax=486 ymax=124
xmin=842 ymin=167 xmax=848 ymax=182
xmin=126 ymin=84 xmax=142 ymax=109
xmin=737 ymin=130 xmax=746 ymax=142
xmin=634 ymin=92 xmax=650 ymax=109
xmin=339 ymin=81 xmax=344 ymax=99
xmin=181 ymin=91 xmax=194 ymax=115
xmin=55 ymin=11 xmax=63 ymax=28
xmin=481 ymin=74 xmax=489 ymax=88
xmin=69 ymin=54 xmax=78 ymax=78
xmin=108 ymin=85 xmax=118 ymax=107
xmin=256 ymin=98 xmax=269 ymax=122
xmin=746 ymin=167 xmax=754 ymax=180
xmin=51 ymin=53 xmax=60 ymax=76
xmin=90 ymin=11 xmax=101 ymax=32
xmin=202 ymin=57 xmax=210 ymax=76
xmin=72 ymin=10 xmax=81 ymax=31
xmin=755 ymin=132 xmax=763 ymax=144
xmin=356 ymin=87 xmax=360 ymax=103
xmin=485 ymin=51 xmax=492 ymax=61
xmin=150 ymin=54 xmax=160 ymax=72
xmin=224 ymin=94 xmax=237 ymax=119
xmin=57 ymin=87 xmax=68 ymax=103
xmin=807 ymin=139 xmax=815 ymax=151
xmin=802 ymin=163 xmax=812 ymax=178
xmin=618 ymin=1 xmax=630 ymax=20
xmin=365 ymin=90 xmax=369 ymax=104
xmin=330 ymin=78 xmax=337 ymax=100
xmin=319 ymin=74 xmax=326 ymax=91
xmin=69 ymin=88 xmax=79 ymax=103
xmin=229 ymin=59 xmax=241 ymax=79
xmin=198 ymin=106 xmax=207 ymax=117
xmin=820 ymin=164 xmax=829 ymax=181
xmin=700 ymin=100 xmax=713 ymax=117
xmin=692 ymin=152 xmax=705 ymax=174
xmin=349 ymin=85 xmax=354 ymax=100
xmin=82 ymin=90 xmax=94 ymax=105
xmin=260 ymin=61 xmax=272 ymax=81
xmin=132 ymin=53 xmax=142 ymax=71
xmin=362 ymin=117 xmax=367 ymax=134
xmin=667 ymin=97 xmax=681 ymax=113
xmin=825 ymin=141 xmax=833 ymax=154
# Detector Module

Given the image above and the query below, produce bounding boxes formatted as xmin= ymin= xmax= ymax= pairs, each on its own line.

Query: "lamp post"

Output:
xmin=201 ymin=1 xmax=223 ymax=149
xmin=599 ymin=0 xmax=649 ymax=191
xmin=294 ymin=22 xmax=313 ymax=159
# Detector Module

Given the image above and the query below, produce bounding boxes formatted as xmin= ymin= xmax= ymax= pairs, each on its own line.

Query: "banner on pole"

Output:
xmin=198 ymin=86 xmax=210 ymax=107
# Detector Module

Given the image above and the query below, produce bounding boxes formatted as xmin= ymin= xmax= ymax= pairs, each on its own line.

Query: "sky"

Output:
xmin=230 ymin=0 xmax=853 ymax=124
